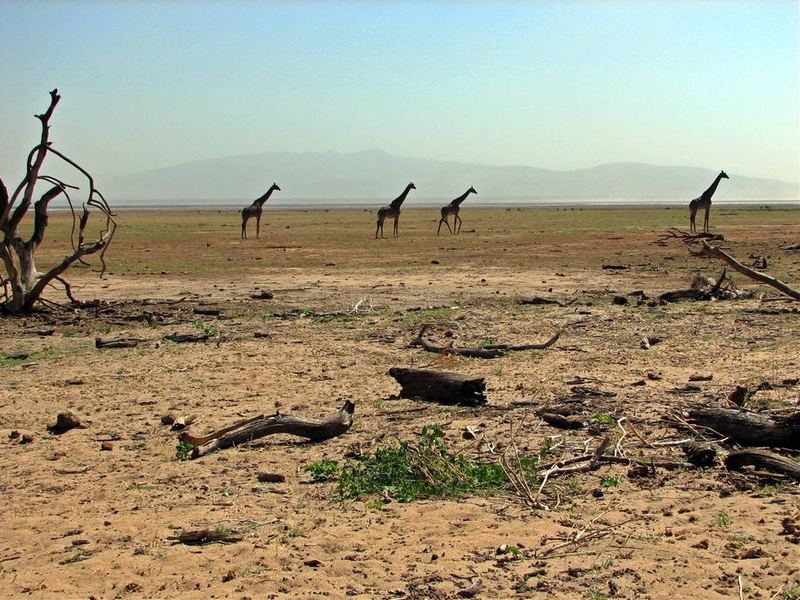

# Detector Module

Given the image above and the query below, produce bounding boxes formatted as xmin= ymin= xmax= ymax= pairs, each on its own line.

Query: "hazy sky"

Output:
xmin=1 ymin=1 xmax=798 ymax=185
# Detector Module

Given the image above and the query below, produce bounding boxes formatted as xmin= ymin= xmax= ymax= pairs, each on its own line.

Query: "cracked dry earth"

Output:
xmin=1 ymin=206 xmax=799 ymax=599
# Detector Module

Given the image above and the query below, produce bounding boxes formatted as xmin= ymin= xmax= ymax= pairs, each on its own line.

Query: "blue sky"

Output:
xmin=1 ymin=1 xmax=798 ymax=183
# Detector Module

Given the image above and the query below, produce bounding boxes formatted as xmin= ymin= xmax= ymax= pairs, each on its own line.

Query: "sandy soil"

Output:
xmin=1 ymin=206 xmax=799 ymax=599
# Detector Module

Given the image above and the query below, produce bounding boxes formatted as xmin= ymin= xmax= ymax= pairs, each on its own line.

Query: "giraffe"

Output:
xmin=241 ymin=183 xmax=280 ymax=239
xmin=375 ymin=182 xmax=416 ymax=239
xmin=689 ymin=171 xmax=728 ymax=233
xmin=437 ymin=186 xmax=477 ymax=235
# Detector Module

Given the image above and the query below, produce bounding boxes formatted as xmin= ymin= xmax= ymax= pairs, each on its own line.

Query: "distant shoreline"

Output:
xmin=50 ymin=198 xmax=800 ymax=212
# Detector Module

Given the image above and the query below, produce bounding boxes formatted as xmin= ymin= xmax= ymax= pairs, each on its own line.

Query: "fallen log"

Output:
xmin=410 ymin=325 xmax=560 ymax=359
xmin=170 ymin=529 xmax=243 ymax=545
xmin=702 ymin=241 xmax=800 ymax=301
xmin=725 ymin=449 xmax=800 ymax=481
xmin=164 ymin=332 xmax=210 ymax=343
xmin=179 ymin=400 xmax=355 ymax=458
xmin=388 ymin=368 xmax=486 ymax=406
xmin=540 ymin=412 xmax=584 ymax=430
xmin=688 ymin=408 xmax=800 ymax=449
xmin=95 ymin=336 xmax=141 ymax=349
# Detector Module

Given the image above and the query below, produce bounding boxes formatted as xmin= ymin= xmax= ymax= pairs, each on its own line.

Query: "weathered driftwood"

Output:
xmin=170 ymin=529 xmax=243 ymax=545
xmin=780 ymin=243 xmax=800 ymax=251
xmin=95 ymin=336 xmax=140 ymax=349
xmin=725 ymin=448 xmax=800 ymax=481
xmin=179 ymin=400 xmax=355 ymax=458
xmin=388 ymin=367 xmax=486 ymax=407
xmin=410 ymin=324 xmax=560 ymax=359
xmin=702 ymin=241 xmax=800 ymax=301
xmin=688 ymin=408 xmax=800 ymax=449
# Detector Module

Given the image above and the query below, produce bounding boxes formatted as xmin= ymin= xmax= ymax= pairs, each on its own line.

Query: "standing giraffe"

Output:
xmin=241 ymin=183 xmax=281 ymax=239
xmin=437 ymin=186 xmax=477 ymax=235
xmin=689 ymin=171 xmax=728 ymax=233
xmin=375 ymin=182 xmax=416 ymax=239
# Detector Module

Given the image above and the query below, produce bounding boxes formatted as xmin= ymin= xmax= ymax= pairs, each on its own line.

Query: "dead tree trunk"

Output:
xmin=388 ymin=368 xmax=487 ymax=406
xmin=702 ymin=241 xmax=800 ymax=301
xmin=0 ymin=90 xmax=116 ymax=314
xmin=688 ymin=408 xmax=800 ymax=449
xmin=725 ymin=448 xmax=800 ymax=481
xmin=179 ymin=400 xmax=355 ymax=458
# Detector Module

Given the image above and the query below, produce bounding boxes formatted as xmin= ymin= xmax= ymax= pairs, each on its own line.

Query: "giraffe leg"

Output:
xmin=704 ymin=207 xmax=710 ymax=232
xmin=242 ymin=217 xmax=248 ymax=239
xmin=455 ymin=214 xmax=462 ymax=234
xmin=689 ymin=205 xmax=696 ymax=233
xmin=376 ymin=217 xmax=384 ymax=239
xmin=256 ymin=215 xmax=261 ymax=238
xmin=393 ymin=215 xmax=399 ymax=238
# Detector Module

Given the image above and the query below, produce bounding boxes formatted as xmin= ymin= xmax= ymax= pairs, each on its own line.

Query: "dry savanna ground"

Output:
xmin=1 ymin=205 xmax=799 ymax=599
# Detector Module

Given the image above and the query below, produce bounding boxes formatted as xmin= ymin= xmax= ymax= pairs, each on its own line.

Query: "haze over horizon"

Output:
xmin=2 ymin=1 xmax=798 ymax=190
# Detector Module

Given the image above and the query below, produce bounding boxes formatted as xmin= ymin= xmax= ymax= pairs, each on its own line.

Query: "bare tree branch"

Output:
xmin=702 ymin=241 xmax=800 ymax=301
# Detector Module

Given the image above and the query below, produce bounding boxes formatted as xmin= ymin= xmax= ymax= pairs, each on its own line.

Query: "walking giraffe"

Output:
xmin=241 ymin=183 xmax=280 ymax=239
xmin=437 ymin=186 xmax=477 ymax=235
xmin=689 ymin=171 xmax=728 ymax=233
xmin=375 ymin=182 xmax=416 ymax=239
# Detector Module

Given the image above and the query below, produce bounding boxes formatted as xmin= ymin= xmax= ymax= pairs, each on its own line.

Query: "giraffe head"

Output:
xmin=272 ymin=182 xmax=281 ymax=191
xmin=468 ymin=186 xmax=477 ymax=194
xmin=720 ymin=171 xmax=729 ymax=180
xmin=408 ymin=182 xmax=416 ymax=190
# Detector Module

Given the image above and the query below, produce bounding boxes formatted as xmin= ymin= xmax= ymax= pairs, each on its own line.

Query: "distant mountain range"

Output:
xmin=108 ymin=149 xmax=798 ymax=203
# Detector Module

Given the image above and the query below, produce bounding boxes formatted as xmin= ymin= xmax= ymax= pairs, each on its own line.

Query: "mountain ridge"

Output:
xmin=109 ymin=149 xmax=798 ymax=202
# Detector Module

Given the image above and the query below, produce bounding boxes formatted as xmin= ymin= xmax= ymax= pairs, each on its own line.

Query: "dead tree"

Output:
xmin=688 ymin=408 xmax=800 ymax=449
xmin=179 ymin=400 xmax=355 ymax=458
xmin=0 ymin=90 xmax=116 ymax=314
xmin=701 ymin=242 xmax=800 ymax=301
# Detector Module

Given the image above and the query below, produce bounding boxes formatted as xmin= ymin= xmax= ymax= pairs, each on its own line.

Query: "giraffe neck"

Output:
xmin=390 ymin=184 xmax=414 ymax=210
xmin=255 ymin=186 xmax=278 ymax=207
xmin=702 ymin=174 xmax=724 ymax=201
xmin=451 ymin=189 xmax=472 ymax=206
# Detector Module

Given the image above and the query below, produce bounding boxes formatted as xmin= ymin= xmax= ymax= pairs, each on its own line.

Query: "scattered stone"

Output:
xmin=457 ymin=579 xmax=483 ymax=598
xmin=630 ymin=380 xmax=646 ymax=387
xmin=101 ymin=442 xmax=114 ymax=451
xmin=647 ymin=371 xmax=662 ymax=381
xmin=160 ymin=414 xmax=175 ymax=426
xmin=612 ymin=295 xmax=628 ymax=305
xmin=431 ymin=259 xmax=440 ymax=264
xmin=688 ymin=373 xmax=713 ymax=382
xmin=47 ymin=412 xmax=85 ymax=434
xmin=65 ymin=378 xmax=85 ymax=385
xmin=222 ymin=570 xmax=236 ymax=582
xmin=20 ymin=434 xmax=34 ymax=444
xmin=256 ymin=472 xmax=286 ymax=483
xmin=9 ymin=430 xmax=20 ymax=439
xmin=303 ymin=559 xmax=322 ymax=568
xmin=250 ymin=290 xmax=274 ymax=300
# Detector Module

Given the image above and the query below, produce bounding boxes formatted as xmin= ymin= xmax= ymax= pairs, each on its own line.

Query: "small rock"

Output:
xmin=592 ymin=488 xmax=604 ymax=498
xmin=20 ymin=434 xmax=34 ymax=444
xmin=9 ymin=430 xmax=20 ymax=439
xmin=431 ymin=260 xmax=440 ymax=265
xmin=101 ymin=441 xmax=114 ymax=451
xmin=160 ymin=414 xmax=175 ymax=426
xmin=222 ymin=570 xmax=236 ymax=582
xmin=47 ymin=411 xmax=84 ymax=434
xmin=630 ymin=380 xmax=646 ymax=386
xmin=647 ymin=371 xmax=662 ymax=381
xmin=303 ymin=559 xmax=321 ymax=568
xmin=65 ymin=378 xmax=85 ymax=385
xmin=612 ymin=295 xmax=628 ymax=305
